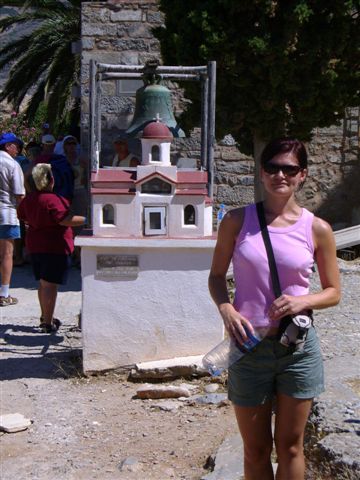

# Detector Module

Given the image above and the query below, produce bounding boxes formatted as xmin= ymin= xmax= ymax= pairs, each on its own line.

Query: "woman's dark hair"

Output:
xmin=260 ymin=138 xmax=308 ymax=169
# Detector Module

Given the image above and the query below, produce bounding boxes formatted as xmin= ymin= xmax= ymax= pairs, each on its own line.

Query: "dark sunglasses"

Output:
xmin=65 ymin=142 xmax=77 ymax=146
xmin=263 ymin=163 xmax=302 ymax=177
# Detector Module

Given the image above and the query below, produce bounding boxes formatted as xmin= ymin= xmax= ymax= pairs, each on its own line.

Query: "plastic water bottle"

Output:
xmin=217 ymin=204 xmax=226 ymax=231
xmin=202 ymin=327 xmax=269 ymax=376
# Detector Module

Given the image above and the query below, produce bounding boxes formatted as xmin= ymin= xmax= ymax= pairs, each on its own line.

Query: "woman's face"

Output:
xmin=260 ymin=152 xmax=307 ymax=196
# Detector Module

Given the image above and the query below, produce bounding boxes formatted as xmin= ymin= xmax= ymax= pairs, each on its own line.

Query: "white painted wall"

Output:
xmin=76 ymin=238 xmax=222 ymax=373
xmin=92 ymin=192 xmax=213 ymax=238
xmin=141 ymin=138 xmax=171 ymax=165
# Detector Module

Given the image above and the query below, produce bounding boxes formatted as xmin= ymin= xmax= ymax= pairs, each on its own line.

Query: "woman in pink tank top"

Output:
xmin=209 ymin=138 xmax=340 ymax=479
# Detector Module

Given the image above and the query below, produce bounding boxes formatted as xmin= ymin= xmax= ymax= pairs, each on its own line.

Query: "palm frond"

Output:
xmin=0 ymin=0 xmax=82 ymax=128
xmin=24 ymin=79 xmax=47 ymax=121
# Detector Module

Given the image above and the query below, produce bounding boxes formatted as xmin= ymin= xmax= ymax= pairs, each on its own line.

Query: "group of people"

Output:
xmin=0 ymin=127 xmax=139 ymax=330
xmin=0 ymin=130 xmax=86 ymax=333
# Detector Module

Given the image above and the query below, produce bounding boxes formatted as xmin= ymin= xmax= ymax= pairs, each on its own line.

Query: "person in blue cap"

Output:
xmin=0 ymin=132 xmax=25 ymax=306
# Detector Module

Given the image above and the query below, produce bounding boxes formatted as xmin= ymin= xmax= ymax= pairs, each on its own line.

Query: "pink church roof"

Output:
xmin=91 ymin=168 xmax=210 ymax=198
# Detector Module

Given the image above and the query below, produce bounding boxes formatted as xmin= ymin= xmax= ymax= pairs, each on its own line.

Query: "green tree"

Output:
xmin=0 ymin=0 xmax=82 ymax=131
xmin=156 ymin=0 xmax=359 ymax=198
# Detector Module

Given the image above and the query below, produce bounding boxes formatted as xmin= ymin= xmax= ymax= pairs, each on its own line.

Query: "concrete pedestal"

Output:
xmin=75 ymin=236 xmax=222 ymax=374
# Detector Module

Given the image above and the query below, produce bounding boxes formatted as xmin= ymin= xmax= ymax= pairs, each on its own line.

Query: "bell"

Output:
xmin=126 ymin=82 xmax=185 ymax=138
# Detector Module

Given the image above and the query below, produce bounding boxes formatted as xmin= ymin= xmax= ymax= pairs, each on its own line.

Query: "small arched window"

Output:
xmin=103 ymin=204 xmax=115 ymax=225
xmin=184 ymin=205 xmax=196 ymax=225
xmin=151 ymin=145 xmax=160 ymax=162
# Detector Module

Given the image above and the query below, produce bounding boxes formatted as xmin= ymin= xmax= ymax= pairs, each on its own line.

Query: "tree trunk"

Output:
xmin=253 ymin=133 xmax=266 ymax=202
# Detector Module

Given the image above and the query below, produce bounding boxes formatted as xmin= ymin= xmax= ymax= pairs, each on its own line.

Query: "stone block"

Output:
xmin=127 ymin=23 xmax=153 ymax=39
xmin=95 ymin=40 xmax=111 ymax=50
xmin=216 ymin=161 xmax=254 ymax=175
xmin=81 ymin=38 xmax=94 ymax=50
xmin=82 ymin=7 xmax=110 ymax=24
xmin=201 ymin=434 xmax=244 ymax=480
xmin=149 ymin=39 xmax=161 ymax=51
xmin=147 ymin=11 xmax=164 ymax=23
xmin=136 ymin=384 xmax=191 ymax=399
xmin=217 ymin=185 xmax=255 ymax=206
xmin=101 ymin=81 xmax=116 ymax=97
xmin=118 ymin=51 xmax=139 ymax=64
xmin=240 ymin=175 xmax=254 ymax=186
xmin=150 ymin=400 xmax=181 ymax=411
xmin=118 ymin=457 xmax=141 ymax=473
xmin=221 ymin=148 xmax=246 ymax=161
xmin=326 ymin=153 xmax=341 ymax=163
xmin=191 ymin=393 xmax=228 ymax=405
xmin=0 ymin=413 xmax=32 ymax=433
xmin=131 ymin=355 xmax=206 ymax=380
xmin=82 ymin=23 xmax=118 ymax=37
xmin=138 ymin=52 xmax=161 ymax=64
xmin=110 ymin=10 xmax=142 ymax=22
xmin=113 ymin=38 xmax=149 ymax=52
xmin=317 ymin=433 xmax=360 ymax=476
xmin=101 ymin=96 xmax=135 ymax=115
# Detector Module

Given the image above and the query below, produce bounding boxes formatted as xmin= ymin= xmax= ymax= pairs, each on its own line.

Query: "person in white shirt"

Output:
xmin=0 ymin=132 xmax=25 ymax=306
xmin=111 ymin=137 xmax=139 ymax=167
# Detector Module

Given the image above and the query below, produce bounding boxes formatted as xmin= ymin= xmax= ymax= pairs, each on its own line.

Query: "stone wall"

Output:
xmin=81 ymin=0 xmax=190 ymax=165
xmin=214 ymin=113 xmax=360 ymax=228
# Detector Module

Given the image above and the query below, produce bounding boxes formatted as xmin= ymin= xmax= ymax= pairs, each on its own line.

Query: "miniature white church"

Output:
xmin=91 ymin=118 xmax=213 ymax=238
xmin=76 ymin=118 xmax=222 ymax=374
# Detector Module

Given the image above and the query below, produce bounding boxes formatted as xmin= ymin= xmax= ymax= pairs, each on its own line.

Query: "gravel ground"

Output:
xmin=1 ymin=258 xmax=359 ymax=480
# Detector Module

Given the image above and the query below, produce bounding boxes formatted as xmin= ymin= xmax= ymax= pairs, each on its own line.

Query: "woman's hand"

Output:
xmin=219 ymin=303 xmax=255 ymax=345
xmin=268 ymin=294 xmax=309 ymax=321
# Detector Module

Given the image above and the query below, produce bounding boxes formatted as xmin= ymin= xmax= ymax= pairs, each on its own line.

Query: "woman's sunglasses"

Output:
xmin=263 ymin=163 xmax=302 ymax=177
xmin=65 ymin=142 xmax=77 ymax=146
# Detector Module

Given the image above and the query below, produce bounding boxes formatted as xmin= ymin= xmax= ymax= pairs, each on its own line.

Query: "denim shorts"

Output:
xmin=228 ymin=326 xmax=324 ymax=407
xmin=30 ymin=253 xmax=72 ymax=285
xmin=0 ymin=225 xmax=20 ymax=239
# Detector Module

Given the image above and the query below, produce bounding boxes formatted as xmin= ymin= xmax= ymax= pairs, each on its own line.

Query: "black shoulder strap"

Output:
xmin=256 ymin=201 xmax=293 ymax=338
xmin=256 ymin=201 xmax=282 ymax=298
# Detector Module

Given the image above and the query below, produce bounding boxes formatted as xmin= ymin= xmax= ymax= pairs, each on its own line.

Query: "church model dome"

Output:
xmin=142 ymin=120 xmax=173 ymax=140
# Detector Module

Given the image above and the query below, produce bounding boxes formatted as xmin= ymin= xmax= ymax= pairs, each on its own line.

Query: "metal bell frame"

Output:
xmin=89 ymin=60 xmax=216 ymax=198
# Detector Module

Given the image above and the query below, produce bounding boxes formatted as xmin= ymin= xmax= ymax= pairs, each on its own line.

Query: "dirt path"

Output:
xmin=1 ymin=265 xmax=237 ymax=480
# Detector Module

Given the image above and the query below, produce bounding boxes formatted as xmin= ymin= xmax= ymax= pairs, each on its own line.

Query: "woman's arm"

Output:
xmin=310 ymin=216 xmax=341 ymax=308
xmin=269 ymin=216 xmax=341 ymax=320
xmin=209 ymin=208 xmax=255 ymax=342
xmin=59 ymin=214 xmax=86 ymax=227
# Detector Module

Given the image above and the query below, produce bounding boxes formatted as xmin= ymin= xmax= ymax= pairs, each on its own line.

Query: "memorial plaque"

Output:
xmin=96 ymin=254 xmax=139 ymax=278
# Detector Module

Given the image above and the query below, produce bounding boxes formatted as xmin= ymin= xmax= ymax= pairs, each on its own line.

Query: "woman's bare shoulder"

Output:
xmin=312 ymin=215 xmax=336 ymax=248
xmin=312 ymin=216 xmax=333 ymax=236
xmin=221 ymin=206 xmax=246 ymax=236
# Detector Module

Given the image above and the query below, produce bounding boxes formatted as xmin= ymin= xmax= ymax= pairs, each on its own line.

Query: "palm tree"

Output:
xmin=0 ymin=0 xmax=82 ymax=127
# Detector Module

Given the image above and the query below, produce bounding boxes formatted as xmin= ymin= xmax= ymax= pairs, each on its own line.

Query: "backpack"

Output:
xmin=49 ymin=154 xmax=75 ymax=200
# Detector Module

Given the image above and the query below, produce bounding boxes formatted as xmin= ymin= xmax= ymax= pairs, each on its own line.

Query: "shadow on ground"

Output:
xmin=11 ymin=263 xmax=82 ymax=292
xmin=1 ymin=323 xmax=83 ymax=381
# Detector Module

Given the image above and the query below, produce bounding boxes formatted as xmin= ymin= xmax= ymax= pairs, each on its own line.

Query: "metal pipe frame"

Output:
xmin=98 ymin=63 xmax=207 ymax=74
xmin=200 ymin=74 xmax=209 ymax=171
xmin=89 ymin=62 xmax=216 ymax=197
xmin=102 ymin=72 xmax=201 ymax=81
xmin=207 ymin=61 xmax=216 ymax=198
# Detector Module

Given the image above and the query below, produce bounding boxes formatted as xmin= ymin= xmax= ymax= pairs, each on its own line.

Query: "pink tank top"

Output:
xmin=232 ymin=203 xmax=315 ymax=328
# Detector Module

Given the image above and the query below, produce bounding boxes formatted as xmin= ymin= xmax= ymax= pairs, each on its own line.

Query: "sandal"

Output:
xmin=39 ymin=317 xmax=62 ymax=333
xmin=0 ymin=295 xmax=18 ymax=307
